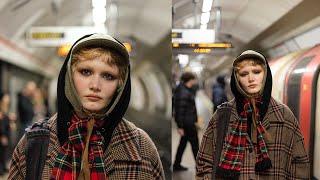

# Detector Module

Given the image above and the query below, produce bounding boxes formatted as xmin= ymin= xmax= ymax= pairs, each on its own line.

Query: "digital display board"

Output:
xmin=172 ymin=42 xmax=232 ymax=54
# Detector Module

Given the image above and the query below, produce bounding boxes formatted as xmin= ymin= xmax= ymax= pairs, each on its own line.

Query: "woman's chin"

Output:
xmin=83 ymin=106 xmax=105 ymax=113
xmin=246 ymin=91 xmax=260 ymax=97
xmin=245 ymin=88 xmax=261 ymax=95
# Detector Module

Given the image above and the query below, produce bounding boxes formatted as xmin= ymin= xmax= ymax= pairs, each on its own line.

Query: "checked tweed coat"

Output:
xmin=9 ymin=114 xmax=165 ymax=179
xmin=196 ymin=98 xmax=310 ymax=180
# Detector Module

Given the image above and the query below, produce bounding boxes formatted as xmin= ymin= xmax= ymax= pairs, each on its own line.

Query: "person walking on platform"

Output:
xmin=173 ymin=72 xmax=199 ymax=171
xmin=9 ymin=34 xmax=164 ymax=179
xmin=196 ymin=50 xmax=310 ymax=179
xmin=212 ymin=75 xmax=228 ymax=112
xmin=17 ymin=81 xmax=36 ymax=141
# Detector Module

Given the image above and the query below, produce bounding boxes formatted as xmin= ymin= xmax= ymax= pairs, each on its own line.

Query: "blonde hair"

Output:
xmin=71 ymin=47 xmax=127 ymax=86
xmin=234 ymin=59 xmax=265 ymax=73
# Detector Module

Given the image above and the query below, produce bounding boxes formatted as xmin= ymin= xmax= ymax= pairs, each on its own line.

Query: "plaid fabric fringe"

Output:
xmin=51 ymin=114 xmax=108 ymax=180
xmin=216 ymin=98 xmax=272 ymax=178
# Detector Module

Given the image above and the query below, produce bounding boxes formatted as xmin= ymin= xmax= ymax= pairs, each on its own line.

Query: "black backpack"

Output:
xmin=25 ymin=118 xmax=50 ymax=180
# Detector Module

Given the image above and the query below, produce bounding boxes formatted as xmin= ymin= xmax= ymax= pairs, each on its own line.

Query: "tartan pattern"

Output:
xmin=217 ymin=104 xmax=248 ymax=172
xmin=196 ymin=98 xmax=310 ymax=180
xmin=217 ymin=98 xmax=271 ymax=177
xmin=51 ymin=114 xmax=107 ymax=180
xmin=9 ymin=114 xmax=165 ymax=180
xmin=255 ymin=120 xmax=270 ymax=167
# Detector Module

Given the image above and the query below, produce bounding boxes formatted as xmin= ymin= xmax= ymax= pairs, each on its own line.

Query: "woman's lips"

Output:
xmin=248 ymin=84 xmax=257 ymax=88
xmin=85 ymin=95 xmax=102 ymax=101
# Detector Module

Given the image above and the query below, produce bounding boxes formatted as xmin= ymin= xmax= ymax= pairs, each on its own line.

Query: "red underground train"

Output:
xmin=269 ymin=44 xmax=320 ymax=179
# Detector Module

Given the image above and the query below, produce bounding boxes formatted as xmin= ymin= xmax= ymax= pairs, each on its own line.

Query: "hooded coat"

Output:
xmin=9 ymin=34 xmax=164 ymax=179
xmin=196 ymin=50 xmax=310 ymax=179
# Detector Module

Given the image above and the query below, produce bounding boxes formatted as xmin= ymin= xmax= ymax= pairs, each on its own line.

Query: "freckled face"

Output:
xmin=72 ymin=58 xmax=119 ymax=112
xmin=236 ymin=62 xmax=265 ymax=95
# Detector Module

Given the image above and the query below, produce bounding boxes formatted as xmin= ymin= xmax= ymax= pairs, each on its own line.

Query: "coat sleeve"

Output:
xmin=8 ymin=135 xmax=27 ymax=180
xmin=138 ymin=129 xmax=165 ymax=179
xmin=290 ymin=118 xmax=310 ymax=179
xmin=196 ymin=113 xmax=217 ymax=180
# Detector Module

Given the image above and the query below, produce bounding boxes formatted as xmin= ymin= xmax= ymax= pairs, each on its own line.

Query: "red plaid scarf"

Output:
xmin=51 ymin=114 xmax=108 ymax=180
xmin=216 ymin=98 xmax=272 ymax=178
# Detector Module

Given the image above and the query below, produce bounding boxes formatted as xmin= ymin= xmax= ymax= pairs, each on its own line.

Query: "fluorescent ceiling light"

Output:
xmin=200 ymin=24 xmax=207 ymax=30
xmin=92 ymin=7 xmax=106 ymax=24
xmin=92 ymin=0 xmax=106 ymax=8
xmin=200 ymin=12 xmax=210 ymax=25
xmin=202 ymin=0 xmax=213 ymax=12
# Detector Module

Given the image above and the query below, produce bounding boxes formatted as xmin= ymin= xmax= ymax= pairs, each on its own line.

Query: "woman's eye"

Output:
xmin=80 ymin=69 xmax=92 ymax=76
xmin=102 ymin=73 xmax=116 ymax=80
xmin=253 ymin=70 xmax=262 ymax=74
xmin=239 ymin=73 xmax=247 ymax=77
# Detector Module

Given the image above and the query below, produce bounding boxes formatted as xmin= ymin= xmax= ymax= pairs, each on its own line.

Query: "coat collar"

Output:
xmin=229 ymin=97 xmax=285 ymax=130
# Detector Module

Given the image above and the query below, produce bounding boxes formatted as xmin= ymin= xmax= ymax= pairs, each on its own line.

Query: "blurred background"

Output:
xmin=0 ymin=0 xmax=171 ymax=179
xmin=172 ymin=0 xmax=320 ymax=179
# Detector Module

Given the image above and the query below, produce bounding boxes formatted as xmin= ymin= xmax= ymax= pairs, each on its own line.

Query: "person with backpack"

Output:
xmin=9 ymin=34 xmax=164 ymax=180
xmin=196 ymin=50 xmax=309 ymax=179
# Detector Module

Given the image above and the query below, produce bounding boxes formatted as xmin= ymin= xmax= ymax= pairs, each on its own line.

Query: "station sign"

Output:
xmin=172 ymin=43 xmax=232 ymax=48
xmin=27 ymin=26 xmax=105 ymax=47
xmin=172 ymin=29 xmax=215 ymax=43
xmin=172 ymin=29 xmax=232 ymax=54
xmin=28 ymin=26 xmax=133 ymax=57
xmin=172 ymin=42 xmax=232 ymax=54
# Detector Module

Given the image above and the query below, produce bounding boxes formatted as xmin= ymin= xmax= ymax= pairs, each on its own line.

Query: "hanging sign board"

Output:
xmin=27 ymin=26 xmax=104 ymax=47
xmin=172 ymin=29 xmax=215 ymax=43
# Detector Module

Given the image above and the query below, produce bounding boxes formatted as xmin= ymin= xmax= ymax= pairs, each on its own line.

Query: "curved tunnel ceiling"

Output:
xmin=0 ymin=0 xmax=171 ymax=77
xmin=173 ymin=0 xmax=302 ymax=45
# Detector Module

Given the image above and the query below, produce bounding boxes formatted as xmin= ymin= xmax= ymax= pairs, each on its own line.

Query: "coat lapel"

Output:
xmin=261 ymin=98 xmax=285 ymax=130
xmin=104 ymin=119 xmax=142 ymax=174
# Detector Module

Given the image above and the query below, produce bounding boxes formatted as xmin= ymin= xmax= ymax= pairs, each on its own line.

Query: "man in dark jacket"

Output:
xmin=17 ymin=81 xmax=36 ymax=141
xmin=212 ymin=75 xmax=228 ymax=111
xmin=173 ymin=72 xmax=199 ymax=171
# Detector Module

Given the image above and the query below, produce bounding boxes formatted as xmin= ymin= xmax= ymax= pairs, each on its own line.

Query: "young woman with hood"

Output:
xmin=8 ymin=34 xmax=164 ymax=180
xmin=196 ymin=50 xmax=309 ymax=179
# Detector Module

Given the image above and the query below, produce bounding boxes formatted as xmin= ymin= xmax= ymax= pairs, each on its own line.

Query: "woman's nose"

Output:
xmin=89 ymin=76 xmax=101 ymax=91
xmin=248 ymin=73 xmax=254 ymax=82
